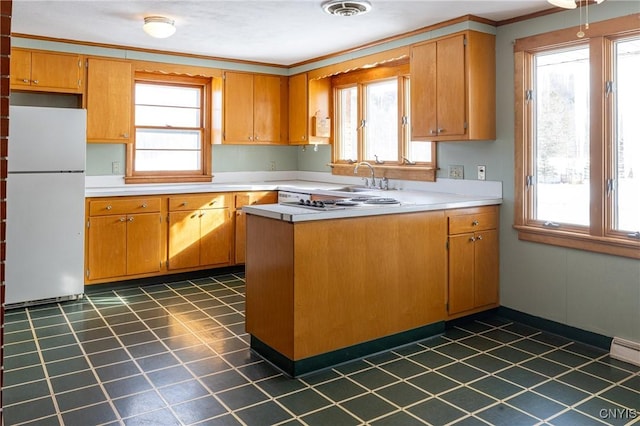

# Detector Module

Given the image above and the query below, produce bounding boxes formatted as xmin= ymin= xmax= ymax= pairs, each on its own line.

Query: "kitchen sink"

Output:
xmin=334 ymin=186 xmax=377 ymax=193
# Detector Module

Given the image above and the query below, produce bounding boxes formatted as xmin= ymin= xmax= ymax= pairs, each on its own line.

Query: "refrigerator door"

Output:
xmin=8 ymin=106 xmax=86 ymax=172
xmin=6 ymin=172 xmax=85 ymax=305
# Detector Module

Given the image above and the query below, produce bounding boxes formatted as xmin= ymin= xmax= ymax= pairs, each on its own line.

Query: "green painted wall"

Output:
xmin=492 ymin=2 xmax=640 ymax=342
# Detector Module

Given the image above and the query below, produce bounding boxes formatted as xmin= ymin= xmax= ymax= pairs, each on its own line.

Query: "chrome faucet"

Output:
xmin=354 ymin=161 xmax=376 ymax=188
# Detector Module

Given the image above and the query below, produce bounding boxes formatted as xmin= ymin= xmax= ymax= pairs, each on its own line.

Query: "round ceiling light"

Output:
xmin=322 ymin=0 xmax=372 ymax=17
xmin=143 ymin=16 xmax=176 ymax=38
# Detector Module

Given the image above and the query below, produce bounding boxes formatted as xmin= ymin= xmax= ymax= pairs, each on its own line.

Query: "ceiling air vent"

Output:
xmin=322 ymin=0 xmax=373 ymax=17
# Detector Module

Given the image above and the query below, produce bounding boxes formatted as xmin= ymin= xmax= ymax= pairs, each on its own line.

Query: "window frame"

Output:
xmin=330 ymin=62 xmax=437 ymax=182
xmin=126 ymin=72 xmax=213 ymax=184
xmin=513 ymin=14 xmax=640 ymax=259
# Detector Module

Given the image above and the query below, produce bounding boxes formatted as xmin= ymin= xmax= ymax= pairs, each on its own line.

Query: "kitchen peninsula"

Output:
xmin=243 ymin=188 xmax=501 ymax=376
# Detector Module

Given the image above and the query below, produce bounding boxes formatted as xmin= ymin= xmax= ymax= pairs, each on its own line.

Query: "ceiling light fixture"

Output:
xmin=322 ymin=0 xmax=372 ymax=17
xmin=547 ymin=0 xmax=606 ymax=38
xmin=143 ymin=16 xmax=176 ymax=39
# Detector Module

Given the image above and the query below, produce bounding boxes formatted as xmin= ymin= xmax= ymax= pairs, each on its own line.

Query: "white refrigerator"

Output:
xmin=6 ymin=106 xmax=86 ymax=306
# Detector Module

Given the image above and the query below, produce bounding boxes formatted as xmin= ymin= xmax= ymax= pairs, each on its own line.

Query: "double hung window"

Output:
xmin=127 ymin=73 xmax=212 ymax=183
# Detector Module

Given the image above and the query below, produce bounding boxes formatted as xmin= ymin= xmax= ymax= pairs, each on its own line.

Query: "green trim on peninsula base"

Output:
xmin=250 ymin=321 xmax=445 ymax=377
xmin=497 ymin=307 xmax=613 ymax=350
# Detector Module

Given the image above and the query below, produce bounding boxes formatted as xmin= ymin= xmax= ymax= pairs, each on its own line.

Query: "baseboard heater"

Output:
xmin=610 ymin=337 xmax=640 ymax=367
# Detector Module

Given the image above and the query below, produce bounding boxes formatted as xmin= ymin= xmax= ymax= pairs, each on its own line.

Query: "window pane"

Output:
xmin=135 ymin=150 xmax=201 ymax=171
xmin=337 ymin=87 xmax=358 ymax=162
xmin=364 ymin=80 xmax=398 ymax=162
xmin=407 ymin=141 xmax=432 ymax=163
xmin=534 ymin=47 xmax=590 ymax=226
xmin=614 ymin=38 xmax=640 ymax=232
xmin=136 ymin=129 xmax=201 ymax=150
xmin=135 ymin=105 xmax=200 ymax=127
xmin=136 ymin=83 xmax=200 ymax=108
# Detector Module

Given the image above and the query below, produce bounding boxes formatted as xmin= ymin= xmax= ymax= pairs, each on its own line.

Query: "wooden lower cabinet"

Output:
xmin=86 ymin=197 xmax=163 ymax=282
xmin=167 ymin=194 xmax=233 ymax=270
xmin=234 ymin=191 xmax=277 ymax=264
xmin=446 ymin=206 xmax=499 ymax=317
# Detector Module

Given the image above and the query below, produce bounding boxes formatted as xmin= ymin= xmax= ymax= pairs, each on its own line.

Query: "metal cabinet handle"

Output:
xmin=121 ymin=133 xmax=129 ymax=138
xmin=469 ymin=236 xmax=476 ymax=242
xmin=255 ymin=135 xmax=259 ymax=140
xmin=32 ymin=80 xmax=39 ymax=84
xmin=22 ymin=78 xmax=29 ymax=83
xmin=302 ymin=135 xmax=306 ymax=140
xmin=438 ymin=128 xmax=445 ymax=133
xmin=128 ymin=217 xmax=134 ymax=222
xmin=119 ymin=217 xmax=126 ymax=222
xmin=248 ymin=136 xmax=253 ymax=141
xmin=141 ymin=203 xmax=147 ymax=208
xmin=472 ymin=220 xmax=479 ymax=226
xmin=181 ymin=202 xmax=188 ymax=207
xmin=106 ymin=205 xmax=112 ymax=210
xmin=476 ymin=234 xmax=483 ymax=241
xmin=430 ymin=129 xmax=437 ymax=135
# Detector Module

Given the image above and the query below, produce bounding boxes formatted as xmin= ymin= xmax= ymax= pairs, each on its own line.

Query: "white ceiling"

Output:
xmin=12 ymin=1 xmax=553 ymax=66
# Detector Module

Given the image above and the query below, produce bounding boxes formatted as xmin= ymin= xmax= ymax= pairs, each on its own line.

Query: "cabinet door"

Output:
xmin=200 ymin=208 xmax=232 ymax=266
xmin=86 ymin=57 xmax=132 ymax=142
xmin=288 ymin=73 xmax=308 ymax=144
xmin=10 ymin=49 xmax=32 ymax=88
xmin=30 ymin=51 xmax=82 ymax=92
xmin=254 ymin=74 xmax=281 ymax=143
xmin=224 ymin=72 xmax=254 ymax=143
xmin=435 ymin=34 xmax=466 ymax=137
xmin=126 ymin=213 xmax=162 ymax=275
xmin=87 ymin=216 xmax=127 ymax=280
xmin=235 ymin=210 xmax=247 ymax=264
xmin=410 ymin=41 xmax=437 ymax=139
xmin=448 ymin=233 xmax=475 ymax=315
xmin=168 ymin=210 xmax=201 ymax=270
xmin=474 ymin=230 xmax=499 ymax=307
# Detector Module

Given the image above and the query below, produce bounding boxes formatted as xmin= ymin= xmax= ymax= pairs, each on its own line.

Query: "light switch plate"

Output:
xmin=448 ymin=165 xmax=464 ymax=179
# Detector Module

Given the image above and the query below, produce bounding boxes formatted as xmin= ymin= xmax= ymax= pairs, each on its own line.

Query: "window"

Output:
xmin=126 ymin=73 xmax=212 ymax=183
xmin=514 ymin=15 xmax=640 ymax=259
xmin=331 ymin=62 xmax=436 ymax=181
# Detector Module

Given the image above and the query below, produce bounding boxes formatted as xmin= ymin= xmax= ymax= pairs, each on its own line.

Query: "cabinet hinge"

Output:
xmin=85 ymin=59 xmax=89 ymax=68
xmin=526 ymin=175 xmax=534 ymax=187
xmin=87 ymin=220 xmax=90 ymax=228
xmin=78 ymin=79 xmax=81 ymax=87
xmin=463 ymin=37 xmax=467 ymax=46
xmin=464 ymin=122 xmax=468 ymax=130
xmin=606 ymin=178 xmax=616 ymax=196
xmin=78 ymin=60 xmax=82 ymax=68
xmin=86 ymin=270 xmax=90 ymax=278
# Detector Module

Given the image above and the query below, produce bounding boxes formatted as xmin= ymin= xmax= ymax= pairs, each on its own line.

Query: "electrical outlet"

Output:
xmin=112 ymin=161 xmax=121 ymax=174
xmin=477 ymin=165 xmax=486 ymax=181
xmin=270 ymin=161 xmax=276 ymax=171
xmin=448 ymin=165 xmax=464 ymax=179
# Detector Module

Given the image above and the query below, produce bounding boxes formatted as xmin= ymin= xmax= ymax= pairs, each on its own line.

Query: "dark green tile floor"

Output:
xmin=2 ymin=272 xmax=639 ymax=425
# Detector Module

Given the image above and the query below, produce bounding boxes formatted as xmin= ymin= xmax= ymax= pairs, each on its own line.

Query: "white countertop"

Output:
xmin=243 ymin=188 xmax=501 ymax=222
xmin=85 ymin=174 xmax=502 ymax=221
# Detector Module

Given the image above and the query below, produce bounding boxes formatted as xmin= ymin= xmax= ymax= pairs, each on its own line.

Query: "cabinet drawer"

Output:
xmin=89 ymin=198 xmax=161 ymax=216
xmin=235 ymin=191 xmax=277 ymax=208
xmin=448 ymin=211 xmax=497 ymax=234
xmin=169 ymin=193 xmax=231 ymax=211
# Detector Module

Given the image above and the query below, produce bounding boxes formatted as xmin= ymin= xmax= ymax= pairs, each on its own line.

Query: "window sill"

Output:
xmin=125 ymin=175 xmax=213 ymax=185
xmin=514 ymin=225 xmax=640 ymax=260
xmin=330 ymin=163 xmax=436 ymax=182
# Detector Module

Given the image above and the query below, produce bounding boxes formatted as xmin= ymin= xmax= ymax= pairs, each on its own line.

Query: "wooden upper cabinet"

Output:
xmin=86 ymin=57 xmax=133 ymax=143
xmin=288 ymin=73 xmax=308 ymax=144
xmin=410 ymin=31 xmax=495 ymax=141
xmin=288 ymin=73 xmax=331 ymax=145
xmin=223 ymin=71 xmax=285 ymax=144
xmin=10 ymin=48 xmax=83 ymax=93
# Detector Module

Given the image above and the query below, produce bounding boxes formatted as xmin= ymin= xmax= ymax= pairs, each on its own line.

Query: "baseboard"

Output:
xmin=497 ymin=306 xmax=613 ymax=350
